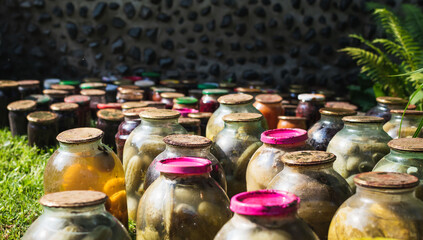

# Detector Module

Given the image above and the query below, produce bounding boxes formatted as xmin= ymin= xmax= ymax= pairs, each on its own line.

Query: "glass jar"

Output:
xmin=188 ymin=89 xmax=203 ymax=100
xmin=96 ymin=109 xmax=124 ymax=151
xmin=27 ymin=111 xmax=58 ymax=148
xmin=116 ymin=89 xmax=144 ymax=103
xmin=18 ymin=80 xmax=40 ymax=98
xmin=43 ymin=128 xmax=128 ymax=227
xmin=328 ymin=172 xmax=423 ymax=239
xmin=277 ymin=116 xmax=307 ymax=129
xmin=22 ymin=191 xmax=130 ymax=240
xmin=283 ymin=104 xmax=298 ymax=116
xmin=60 ymin=80 xmax=81 ymax=94
xmin=383 ymin=110 xmax=423 ymax=138
xmin=51 ymin=84 xmax=76 ymax=95
xmin=253 ymin=94 xmax=284 ymax=129
xmin=327 ymin=116 xmax=392 ymax=190
xmin=160 ymin=92 xmax=185 ymax=109
xmin=215 ymin=190 xmax=319 ymax=240
xmin=122 ymin=109 xmax=187 ymax=221
xmin=215 ymin=113 xmax=265 ymax=198
xmin=308 ymin=108 xmax=357 ymax=151
xmin=105 ymin=84 xmax=118 ymax=103
xmin=268 ymin=151 xmax=353 ymax=239
xmin=7 ymin=100 xmax=36 ymax=136
xmin=188 ymin=112 xmax=212 ymax=136
xmin=137 ymin=157 xmax=232 ymax=240
xmin=26 ymin=94 xmax=52 ymax=111
xmin=200 ymin=89 xmax=229 ymax=113
xmin=43 ymin=89 xmax=68 ymax=103
xmin=246 ymin=128 xmax=310 ymax=191
xmin=151 ymin=87 xmax=175 ymax=102
xmin=206 ymin=94 xmax=267 ymax=141
xmin=296 ymin=93 xmax=326 ymax=128
xmin=366 ymin=96 xmax=409 ymax=122
xmin=121 ymin=101 xmax=148 ymax=112
xmin=373 ymin=138 xmax=423 ymax=200
xmin=178 ymin=117 xmax=201 ymax=135
xmin=134 ymin=80 xmax=155 ymax=100
xmin=64 ymin=95 xmax=91 ymax=127
xmin=0 ymin=81 xmax=20 ymax=127
xmin=80 ymin=89 xmax=107 ymax=120
xmin=173 ymin=96 xmax=198 ymax=110
xmin=50 ymin=102 xmax=78 ymax=133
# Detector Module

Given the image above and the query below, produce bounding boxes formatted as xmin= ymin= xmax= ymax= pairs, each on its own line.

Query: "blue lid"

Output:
xmin=102 ymin=76 xmax=119 ymax=83
xmin=105 ymin=84 xmax=118 ymax=91
xmin=43 ymin=78 xmax=61 ymax=89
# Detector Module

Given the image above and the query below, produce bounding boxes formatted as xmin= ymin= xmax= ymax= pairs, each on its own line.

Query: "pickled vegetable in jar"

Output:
xmin=7 ymin=100 xmax=36 ymax=136
xmin=277 ymin=116 xmax=307 ymax=130
xmin=51 ymin=84 xmax=76 ymax=95
xmin=64 ymin=95 xmax=91 ymax=127
xmin=327 ymin=116 xmax=391 ymax=190
xmin=373 ymin=138 xmax=423 ymax=200
xmin=268 ymin=151 xmax=353 ymax=239
xmin=178 ymin=117 xmax=201 ymax=135
xmin=151 ymin=87 xmax=175 ymax=102
xmin=188 ymin=112 xmax=212 ymax=136
xmin=44 ymin=128 xmax=128 ymax=227
xmin=296 ymin=93 xmax=326 ymax=128
xmin=160 ymin=92 xmax=185 ymax=109
xmin=26 ymin=94 xmax=52 ymax=111
xmin=22 ymin=191 xmax=130 ymax=240
xmin=173 ymin=96 xmax=198 ymax=110
xmin=328 ymin=172 xmax=423 ymax=240
xmin=137 ymin=157 xmax=232 ymax=240
xmin=50 ymin=102 xmax=78 ymax=133
xmin=123 ymin=109 xmax=187 ymax=221
xmin=18 ymin=80 xmax=40 ymax=98
xmin=144 ymin=134 xmax=227 ymax=192
xmin=206 ymin=94 xmax=267 ymax=141
xmin=246 ymin=128 xmax=310 ymax=191
xmin=366 ymin=96 xmax=409 ymax=122
xmin=80 ymin=89 xmax=106 ymax=119
xmin=121 ymin=101 xmax=148 ymax=112
xmin=383 ymin=110 xmax=423 ymax=138
xmin=42 ymin=89 xmax=68 ymax=104
xmin=215 ymin=113 xmax=265 ymax=197
xmin=215 ymin=190 xmax=319 ymax=240
xmin=200 ymin=89 xmax=229 ymax=113
xmin=27 ymin=111 xmax=58 ymax=148
xmin=308 ymin=108 xmax=357 ymax=151
xmin=96 ymin=109 xmax=124 ymax=151
xmin=252 ymin=94 xmax=283 ymax=130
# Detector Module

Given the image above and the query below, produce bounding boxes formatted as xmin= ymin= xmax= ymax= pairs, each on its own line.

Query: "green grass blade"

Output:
xmin=399 ymin=83 xmax=423 ymax=137
xmin=413 ymin=118 xmax=423 ymax=137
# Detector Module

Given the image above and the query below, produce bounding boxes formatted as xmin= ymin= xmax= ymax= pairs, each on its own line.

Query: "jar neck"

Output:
xmin=59 ymin=139 xmax=102 ymax=153
xmin=164 ymin=145 xmax=211 ymax=157
xmin=43 ymin=203 xmax=106 ymax=216
xmin=124 ymin=116 xmax=141 ymax=122
xmin=391 ymin=113 xmax=422 ymax=121
xmin=344 ymin=122 xmax=384 ymax=131
xmin=356 ymin=185 xmax=417 ymax=202
xmin=263 ymin=141 xmax=306 ymax=150
xmin=140 ymin=118 xmax=179 ymax=127
xmin=390 ymin=148 xmax=422 ymax=159
xmin=320 ymin=114 xmax=344 ymax=124
xmin=234 ymin=212 xmax=298 ymax=228
xmin=220 ymin=102 xmax=253 ymax=110
xmin=161 ymin=172 xmax=211 ymax=181
xmin=284 ymin=162 xmax=334 ymax=172
xmin=224 ymin=120 xmax=262 ymax=132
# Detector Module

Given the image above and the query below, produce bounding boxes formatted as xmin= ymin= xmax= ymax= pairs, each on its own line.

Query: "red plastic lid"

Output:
xmin=123 ymin=76 xmax=143 ymax=82
xmin=174 ymin=108 xmax=199 ymax=117
xmin=156 ymin=157 xmax=212 ymax=175
xmin=230 ymin=190 xmax=299 ymax=216
xmin=64 ymin=95 xmax=90 ymax=104
xmin=261 ymin=128 xmax=308 ymax=145
xmin=97 ymin=103 xmax=122 ymax=109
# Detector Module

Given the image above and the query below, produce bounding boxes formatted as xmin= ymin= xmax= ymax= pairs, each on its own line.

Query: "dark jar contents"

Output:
xmin=173 ymin=96 xmax=198 ymax=110
xmin=42 ymin=89 xmax=68 ymax=104
xmin=7 ymin=100 xmax=37 ymax=136
xmin=18 ymin=80 xmax=40 ymax=98
xmin=200 ymin=89 xmax=229 ymax=113
xmin=151 ymin=87 xmax=175 ymax=102
xmin=80 ymin=89 xmax=106 ymax=120
xmin=0 ymin=80 xmax=20 ymax=128
xmin=64 ymin=95 xmax=91 ymax=127
xmin=27 ymin=111 xmax=58 ymax=148
xmin=26 ymin=94 xmax=52 ymax=111
xmin=307 ymin=108 xmax=357 ymax=151
xmin=160 ymin=92 xmax=185 ymax=109
xmin=296 ymin=93 xmax=326 ymax=128
xmin=96 ymin=109 xmax=124 ymax=151
xmin=366 ymin=96 xmax=409 ymax=122
xmin=188 ymin=112 xmax=212 ymax=137
xmin=50 ymin=102 xmax=79 ymax=133
xmin=178 ymin=117 xmax=201 ymax=135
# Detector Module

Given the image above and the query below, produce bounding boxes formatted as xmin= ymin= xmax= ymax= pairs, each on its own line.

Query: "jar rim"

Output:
xmin=97 ymin=103 xmax=122 ymax=110
xmin=161 ymin=92 xmax=185 ymax=99
xmin=39 ymin=190 xmax=107 ymax=208
xmin=123 ymin=107 xmax=156 ymax=117
xmin=163 ymin=134 xmax=211 ymax=147
xmin=18 ymin=80 xmax=40 ymax=86
xmin=261 ymin=128 xmax=308 ymax=145
xmin=26 ymin=94 xmax=51 ymax=104
xmin=80 ymin=89 xmax=106 ymax=96
xmin=174 ymin=97 xmax=198 ymax=104
xmin=121 ymin=101 xmax=148 ymax=110
xmin=277 ymin=116 xmax=306 ymax=120
xmin=43 ymin=89 xmax=68 ymax=96
xmin=0 ymin=80 xmax=18 ymax=88
xmin=56 ymin=127 xmax=103 ymax=143
xmin=97 ymin=109 xmax=124 ymax=121
xmin=297 ymin=93 xmax=325 ymax=101
xmin=390 ymin=110 xmax=423 ymax=115
xmin=388 ymin=138 xmax=423 ymax=152
xmin=139 ymin=109 xmax=180 ymax=119
xmin=376 ymin=96 xmax=408 ymax=105
xmin=156 ymin=157 xmax=212 ymax=174
xmin=27 ymin=111 xmax=58 ymax=123
xmin=202 ymin=88 xmax=229 ymax=95
xmin=187 ymin=112 xmax=212 ymax=119
xmin=282 ymin=151 xmax=336 ymax=166
xmin=80 ymin=82 xmax=107 ymax=89
xmin=50 ymin=102 xmax=78 ymax=111
xmin=354 ymin=172 xmax=419 ymax=189
xmin=342 ymin=116 xmax=384 ymax=123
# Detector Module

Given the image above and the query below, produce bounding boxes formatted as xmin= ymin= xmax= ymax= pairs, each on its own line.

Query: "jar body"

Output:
xmin=215 ymin=121 xmax=265 ymax=197
xmin=43 ymin=140 xmax=128 ymax=227
xmin=383 ymin=114 xmax=423 ymax=138
xmin=115 ymin=118 xmax=141 ymax=161
xmin=200 ymin=94 xmax=220 ymax=113
xmin=307 ymin=115 xmax=344 ymax=151
xmin=215 ymin=213 xmax=319 ymax=240
xmin=136 ymin=173 xmax=232 ymax=240
xmin=179 ymin=121 xmax=201 ymax=135
xmin=9 ymin=110 xmax=31 ymax=136
xmin=27 ymin=121 xmax=58 ymax=148
xmin=296 ymin=100 xmax=325 ymax=128
xmin=253 ymin=102 xmax=284 ymax=129
xmin=160 ymin=97 xmax=174 ymax=109
xmin=19 ymin=85 xmax=40 ymax=98
xmin=366 ymin=103 xmax=405 ymax=122
xmin=96 ymin=119 xmax=121 ymax=151
xmin=268 ymin=164 xmax=352 ymax=239
xmin=122 ymin=119 xmax=187 ymax=221
xmin=23 ymin=205 xmax=130 ymax=240
xmin=327 ymin=123 xmax=391 ymax=189
xmin=277 ymin=118 xmax=307 ymax=130
xmin=0 ymin=86 xmax=20 ymax=127
xmin=53 ymin=110 xmax=78 ymax=133
xmin=77 ymin=102 xmax=91 ymax=127
xmin=328 ymin=187 xmax=423 ymax=239
xmin=89 ymin=95 xmax=106 ymax=119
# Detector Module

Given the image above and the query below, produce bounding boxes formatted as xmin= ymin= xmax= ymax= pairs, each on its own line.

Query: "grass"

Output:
xmin=0 ymin=128 xmax=136 ymax=239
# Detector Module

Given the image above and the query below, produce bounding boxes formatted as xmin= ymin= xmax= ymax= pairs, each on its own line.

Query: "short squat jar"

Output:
xmin=137 ymin=157 xmax=232 ymax=240
xmin=27 ymin=111 xmax=58 ymax=148
xmin=253 ymin=94 xmax=284 ymax=129
xmin=0 ymin=80 xmax=20 ymax=127
xmin=7 ymin=100 xmax=36 ymax=136
xmin=383 ymin=110 xmax=423 ymax=138
xmin=18 ymin=80 xmax=40 ymax=98
xmin=296 ymin=93 xmax=326 ymax=128
xmin=328 ymin=172 xmax=423 ymax=240
xmin=80 ymin=89 xmax=107 ymax=119
xmin=268 ymin=151 xmax=353 ymax=240
xmin=366 ymin=96 xmax=409 ymax=122
xmin=188 ymin=112 xmax=212 ymax=136
xmin=373 ymin=138 xmax=423 ymax=200
xmin=43 ymin=128 xmax=128 ymax=227
xmin=215 ymin=113 xmax=265 ymax=197
xmin=123 ymin=109 xmax=187 ymax=221
xmin=200 ymin=89 xmax=229 ymax=113
xmin=246 ymin=128 xmax=310 ymax=191
xmin=277 ymin=116 xmax=307 ymax=130
xmin=327 ymin=116 xmax=391 ymax=189
xmin=50 ymin=102 xmax=78 ymax=133
xmin=215 ymin=190 xmax=319 ymax=240
xmin=307 ymin=108 xmax=357 ymax=151
xmin=64 ymin=95 xmax=91 ymax=127
xmin=22 ymin=191 xmax=130 ymax=240
xmin=160 ymin=92 xmax=185 ymax=109
xmin=151 ymin=87 xmax=175 ymax=102
xmin=96 ymin=109 xmax=124 ymax=151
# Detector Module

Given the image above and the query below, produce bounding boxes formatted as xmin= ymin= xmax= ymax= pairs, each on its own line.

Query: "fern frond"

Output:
xmin=372 ymin=38 xmax=404 ymax=59
xmin=401 ymin=4 xmax=423 ymax=47
xmin=366 ymin=2 xmax=391 ymax=12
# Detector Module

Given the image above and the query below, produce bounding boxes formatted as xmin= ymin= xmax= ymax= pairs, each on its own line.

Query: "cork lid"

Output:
xmin=161 ymin=92 xmax=185 ymax=99
xmin=236 ymin=87 xmax=262 ymax=93
xmin=140 ymin=101 xmax=166 ymax=108
xmin=43 ymin=89 xmax=68 ymax=97
xmin=117 ymin=85 xmax=140 ymax=92
xmin=80 ymin=89 xmax=106 ymax=96
xmin=188 ymin=112 xmax=212 ymax=119
xmin=26 ymin=94 xmax=51 ymax=104
xmin=97 ymin=109 xmax=124 ymax=121
xmin=278 ymin=116 xmax=307 ymax=121
xmin=342 ymin=116 xmax=384 ymax=123
xmin=390 ymin=110 xmax=423 ymax=115
xmin=50 ymin=102 xmax=78 ymax=111
xmin=18 ymin=80 xmax=40 ymax=87
xmin=64 ymin=95 xmax=90 ymax=104
xmin=388 ymin=138 xmax=423 ymax=152
xmin=325 ymin=101 xmax=358 ymax=111
xmin=282 ymin=151 xmax=336 ymax=166
xmin=0 ymin=80 xmax=18 ymax=88
xmin=51 ymin=84 xmax=75 ymax=91
xmin=139 ymin=109 xmax=180 ymax=119
xmin=223 ymin=113 xmax=262 ymax=122
xmin=121 ymin=101 xmax=148 ymax=110
xmin=7 ymin=100 xmax=37 ymax=111
xmin=218 ymin=94 xmax=254 ymax=105
xmin=178 ymin=117 xmax=201 ymax=125
xmin=123 ymin=107 xmax=156 ymax=117
xmin=57 ymin=127 xmax=104 ymax=143
xmin=39 ymin=191 xmax=107 ymax=208
xmin=255 ymin=94 xmax=283 ymax=104
xmin=80 ymin=82 xmax=107 ymax=89
xmin=153 ymin=87 xmax=176 ymax=93
xmin=376 ymin=96 xmax=408 ymax=105
xmin=354 ymin=172 xmax=419 ymax=189
xmin=163 ymin=134 xmax=212 ymax=148
xmin=27 ymin=111 xmax=58 ymax=123
xmin=319 ymin=108 xmax=357 ymax=116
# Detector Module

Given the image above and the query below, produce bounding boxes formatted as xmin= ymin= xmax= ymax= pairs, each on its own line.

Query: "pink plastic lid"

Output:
xmin=230 ymin=190 xmax=300 ymax=216
xmin=174 ymin=108 xmax=199 ymax=117
xmin=260 ymin=128 xmax=308 ymax=145
xmin=156 ymin=157 xmax=212 ymax=175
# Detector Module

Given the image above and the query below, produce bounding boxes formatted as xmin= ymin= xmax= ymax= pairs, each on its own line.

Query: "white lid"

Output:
xmin=298 ymin=93 xmax=325 ymax=101
xmin=135 ymin=80 xmax=155 ymax=87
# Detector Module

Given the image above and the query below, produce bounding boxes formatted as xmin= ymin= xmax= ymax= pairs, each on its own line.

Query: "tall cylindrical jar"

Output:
xmin=43 ymin=128 xmax=128 ymax=227
xmin=268 ymin=151 xmax=353 ymax=240
xmin=27 ymin=111 xmax=58 ymax=148
xmin=42 ymin=89 xmax=68 ymax=103
xmin=0 ymin=80 xmax=21 ymax=128
xmin=80 ymin=89 xmax=107 ymax=120
xmin=50 ymin=102 xmax=78 ymax=133
xmin=7 ymin=100 xmax=36 ymax=136
xmin=96 ymin=109 xmax=124 ymax=151
xmin=296 ymin=93 xmax=326 ymax=128
xmin=188 ymin=112 xmax=212 ymax=136
xmin=253 ymin=94 xmax=284 ymax=129
xmin=383 ymin=110 xmax=423 ymax=138
xmin=64 ymin=95 xmax=91 ymax=127
xmin=160 ymin=92 xmax=185 ymax=109
xmin=366 ymin=96 xmax=408 ymax=122
xmin=18 ymin=80 xmax=40 ymax=98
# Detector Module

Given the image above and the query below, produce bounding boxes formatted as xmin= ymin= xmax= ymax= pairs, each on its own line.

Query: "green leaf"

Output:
xmin=372 ymin=83 xmax=386 ymax=97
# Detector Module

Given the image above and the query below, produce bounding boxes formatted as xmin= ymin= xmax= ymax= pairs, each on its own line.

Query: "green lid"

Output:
xmin=175 ymin=97 xmax=198 ymax=105
xmin=26 ymin=94 xmax=51 ymax=104
xmin=80 ymin=82 xmax=107 ymax=89
xmin=60 ymin=80 xmax=80 ymax=86
xmin=154 ymin=87 xmax=176 ymax=93
xmin=198 ymin=83 xmax=218 ymax=89
xmin=202 ymin=89 xmax=229 ymax=95
xmin=142 ymin=72 xmax=161 ymax=77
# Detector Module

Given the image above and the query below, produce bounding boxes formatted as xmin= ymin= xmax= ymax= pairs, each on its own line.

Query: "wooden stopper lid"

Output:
xmin=218 ymin=94 xmax=254 ymax=105
xmin=50 ymin=102 xmax=79 ymax=111
xmin=51 ymin=84 xmax=75 ymax=91
xmin=80 ymin=89 xmax=106 ymax=96
xmin=390 ymin=110 xmax=423 ymax=115
xmin=160 ymin=92 xmax=185 ymax=99
xmin=139 ymin=109 xmax=180 ymax=119
xmin=0 ymin=80 xmax=18 ymax=88
xmin=188 ymin=112 xmax=212 ymax=119
xmin=123 ymin=107 xmax=156 ymax=117
xmin=282 ymin=151 xmax=336 ymax=166
xmin=342 ymin=116 xmax=384 ymax=123
xmin=39 ymin=191 xmax=107 ymax=208
xmin=278 ymin=116 xmax=307 ymax=121
xmin=354 ymin=172 xmax=419 ymax=189
xmin=57 ymin=127 xmax=103 ymax=143
xmin=64 ymin=95 xmax=90 ymax=104
xmin=18 ymin=80 xmax=40 ymax=86
xmin=163 ymin=134 xmax=211 ymax=148
xmin=121 ymin=101 xmax=148 ymax=110
xmin=223 ymin=113 xmax=262 ymax=122
xmin=319 ymin=108 xmax=357 ymax=116
xmin=236 ymin=87 xmax=262 ymax=93
xmin=325 ymin=101 xmax=358 ymax=111
xmin=388 ymin=138 xmax=423 ymax=152
xmin=117 ymin=85 xmax=140 ymax=92
xmin=80 ymin=82 xmax=107 ymax=89
xmin=255 ymin=94 xmax=282 ymax=104
xmin=97 ymin=109 xmax=124 ymax=121
xmin=43 ymin=89 xmax=68 ymax=96
xmin=27 ymin=111 xmax=58 ymax=123
xmin=7 ymin=100 xmax=37 ymax=111
xmin=376 ymin=96 xmax=408 ymax=105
